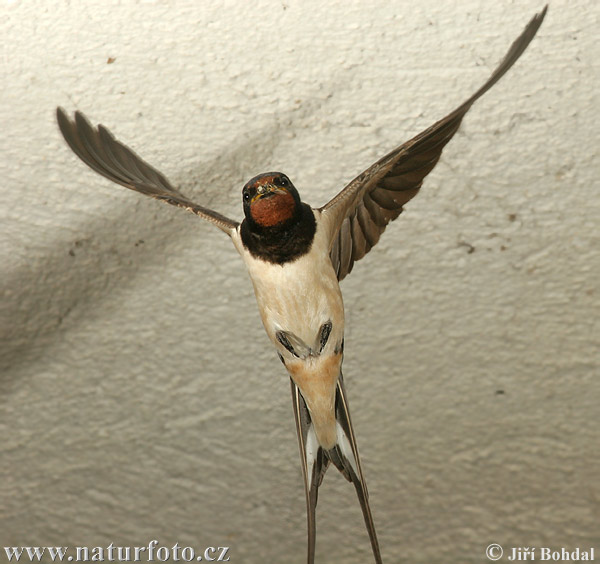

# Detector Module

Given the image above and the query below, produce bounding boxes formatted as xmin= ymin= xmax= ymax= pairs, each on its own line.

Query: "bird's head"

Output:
xmin=242 ymin=172 xmax=300 ymax=228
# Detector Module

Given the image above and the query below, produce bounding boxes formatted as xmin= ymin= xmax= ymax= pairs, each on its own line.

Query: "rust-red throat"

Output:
xmin=250 ymin=190 xmax=296 ymax=227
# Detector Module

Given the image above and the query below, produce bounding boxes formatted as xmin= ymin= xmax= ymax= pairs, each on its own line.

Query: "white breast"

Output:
xmin=232 ymin=209 xmax=345 ymax=354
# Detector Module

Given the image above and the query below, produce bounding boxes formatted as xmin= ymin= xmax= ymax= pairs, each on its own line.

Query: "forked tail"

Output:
xmin=291 ymin=374 xmax=382 ymax=564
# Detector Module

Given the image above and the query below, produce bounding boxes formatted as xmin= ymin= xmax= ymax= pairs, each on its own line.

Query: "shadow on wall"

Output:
xmin=0 ymin=85 xmax=341 ymax=391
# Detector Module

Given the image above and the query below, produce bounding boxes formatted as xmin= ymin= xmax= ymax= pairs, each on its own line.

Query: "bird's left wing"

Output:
xmin=320 ymin=6 xmax=547 ymax=280
xmin=56 ymin=108 xmax=239 ymax=235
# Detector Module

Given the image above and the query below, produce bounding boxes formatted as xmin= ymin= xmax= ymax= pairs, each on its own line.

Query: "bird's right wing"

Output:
xmin=56 ymin=108 xmax=239 ymax=235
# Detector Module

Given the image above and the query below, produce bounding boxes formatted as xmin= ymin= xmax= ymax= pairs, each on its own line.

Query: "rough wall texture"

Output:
xmin=1 ymin=1 xmax=598 ymax=562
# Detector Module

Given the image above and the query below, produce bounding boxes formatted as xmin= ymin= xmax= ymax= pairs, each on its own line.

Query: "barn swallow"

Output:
xmin=56 ymin=7 xmax=546 ymax=563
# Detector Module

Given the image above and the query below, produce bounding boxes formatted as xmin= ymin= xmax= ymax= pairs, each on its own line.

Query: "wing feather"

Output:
xmin=322 ymin=6 xmax=547 ymax=280
xmin=57 ymin=108 xmax=239 ymax=234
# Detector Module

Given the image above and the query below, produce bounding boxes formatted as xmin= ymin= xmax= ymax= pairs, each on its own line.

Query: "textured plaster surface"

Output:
xmin=1 ymin=1 xmax=599 ymax=562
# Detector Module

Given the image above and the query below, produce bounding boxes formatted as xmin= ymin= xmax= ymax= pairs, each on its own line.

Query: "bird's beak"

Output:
xmin=251 ymin=184 xmax=287 ymax=203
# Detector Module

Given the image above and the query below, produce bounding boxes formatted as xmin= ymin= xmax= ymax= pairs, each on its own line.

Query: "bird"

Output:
xmin=56 ymin=6 xmax=547 ymax=563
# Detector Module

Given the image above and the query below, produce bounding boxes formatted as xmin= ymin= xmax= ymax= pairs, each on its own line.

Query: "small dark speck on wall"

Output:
xmin=68 ymin=239 xmax=85 ymax=257
xmin=458 ymin=241 xmax=476 ymax=254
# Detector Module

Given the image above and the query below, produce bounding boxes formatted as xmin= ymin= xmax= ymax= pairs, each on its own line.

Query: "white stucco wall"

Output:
xmin=1 ymin=1 xmax=598 ymax=562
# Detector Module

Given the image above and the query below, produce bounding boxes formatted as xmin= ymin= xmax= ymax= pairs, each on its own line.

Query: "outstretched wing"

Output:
xmin=56 ymin=108 xmax=239 ymax=235
xmin=321 ymin=6 xmax=547 ymax=280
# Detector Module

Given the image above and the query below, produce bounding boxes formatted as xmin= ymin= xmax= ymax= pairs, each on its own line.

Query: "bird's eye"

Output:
xmin=279 ymin=176 xmax=289 ymax=187
xmin=243 ymin=192 xmax=250 ymax=202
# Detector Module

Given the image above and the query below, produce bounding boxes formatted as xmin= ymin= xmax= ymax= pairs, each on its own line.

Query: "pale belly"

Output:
xmin=233 ymin=214 xmax=345 ymax=356
xmin=232 ymin=215 xmax=345 ymax=448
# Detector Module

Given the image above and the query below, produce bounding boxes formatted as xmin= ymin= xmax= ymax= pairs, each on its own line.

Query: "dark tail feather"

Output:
xmin=333 ymin=373 xmax=383 ymax=564
xmin=290 ymin=375 xmax=383 ymax=564
xmin=291 ymin=380 xmax=329 ymax=564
